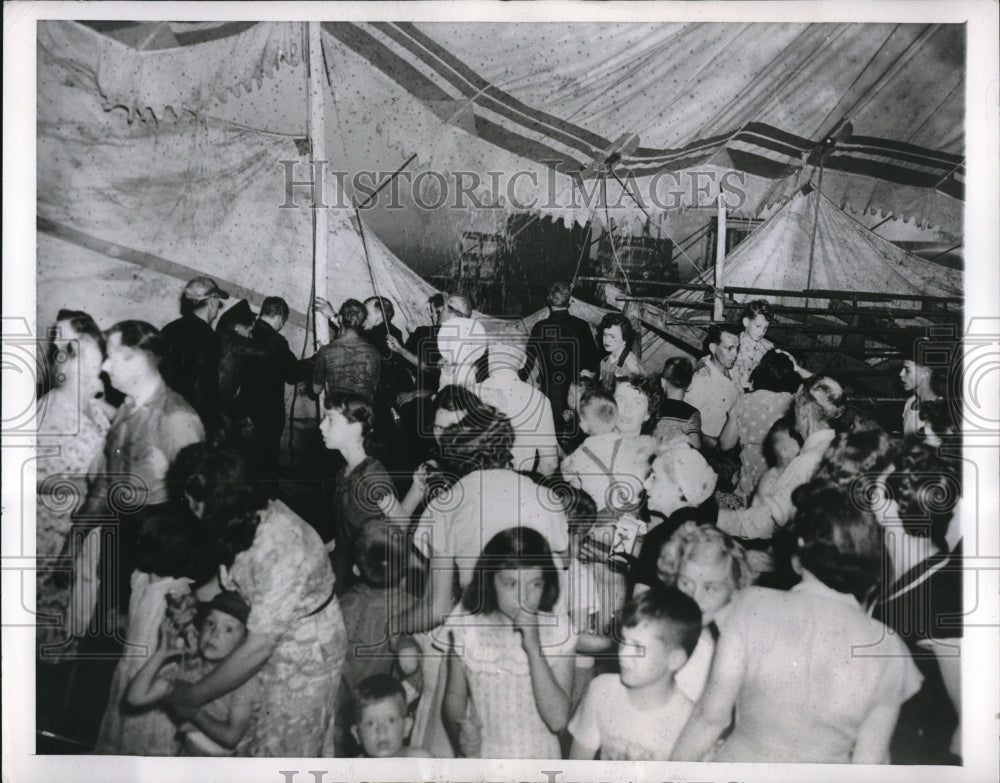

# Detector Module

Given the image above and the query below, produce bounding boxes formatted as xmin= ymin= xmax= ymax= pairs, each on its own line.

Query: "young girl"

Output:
xmin=319 ymin=392 xmax=395 ymax=594
xmin=732 ymin=299 xmax=775 ymax=392
xmin=126 ymin=591 xmax=259 ymax=756
xmin=93 ymin=508 xmax=201 ymax=755
xmin=443 ymin=527 xmax=576 ymax=759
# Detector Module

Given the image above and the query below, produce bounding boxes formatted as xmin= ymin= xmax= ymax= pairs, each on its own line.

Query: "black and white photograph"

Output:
xmin=3 ymin=2 xmax=998 ymax=782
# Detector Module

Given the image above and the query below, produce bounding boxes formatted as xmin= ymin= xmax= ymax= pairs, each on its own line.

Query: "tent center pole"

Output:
xmin=308 ymin=21 xmax=330 ymax=348
xmin=713 ymin=193 xmax=726 ymax=321
xmin=804 ymin=163 xmax=825 ymax=312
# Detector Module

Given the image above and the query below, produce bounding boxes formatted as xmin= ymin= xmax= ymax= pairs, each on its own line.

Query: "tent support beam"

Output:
xmin=308 ymin=21 xmax=330 ymax=348
xmin=713 ymin=193 xmax=726 ymax=321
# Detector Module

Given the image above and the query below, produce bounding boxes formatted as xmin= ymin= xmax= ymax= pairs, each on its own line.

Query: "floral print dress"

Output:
xmin=221 ymin=499 xmax=347 ymax=757
xmin=35 ymin=393 xmax=109 ymax=657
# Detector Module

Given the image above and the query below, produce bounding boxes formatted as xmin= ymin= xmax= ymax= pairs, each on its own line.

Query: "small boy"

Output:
xmin=560 ymin=389 xmax=624 ymax=513
xmin=568 ymin=583 xmax=702 ymax=760
xmin=337 ymin=525 xmax=418 ymax=754
xmin=351 ymin=674 xmax=431 ymax=758
xmin=126 ymin=590 xmax=259 ymax=756
xmin=654 ymin=357 xmax=702 ymax=450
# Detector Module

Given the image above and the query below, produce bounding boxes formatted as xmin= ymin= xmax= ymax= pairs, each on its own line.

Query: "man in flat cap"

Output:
xmin=160 ymin=276 xmax=229 ymax=435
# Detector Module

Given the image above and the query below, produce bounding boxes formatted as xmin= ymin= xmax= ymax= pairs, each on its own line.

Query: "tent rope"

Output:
xmin=570 ymin=221 xmax=594 ymax=291
xmin=354 ymin=206 xmax=388 ymax=326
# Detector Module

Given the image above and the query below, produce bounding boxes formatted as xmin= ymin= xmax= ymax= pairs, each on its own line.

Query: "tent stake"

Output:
xmin=713 ymin=193 xmax=726 ymax=321
xmin=308 ymin=21 xmax=330 ymax=349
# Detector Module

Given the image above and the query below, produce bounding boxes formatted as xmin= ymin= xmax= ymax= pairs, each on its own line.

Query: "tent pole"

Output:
xmin=804 ymin=163 xmax=825 ymax=312
xmin=308 ymin=21 xmax=330 ymax=348
xmin=713 ymin=193 xmax=726 ymax=321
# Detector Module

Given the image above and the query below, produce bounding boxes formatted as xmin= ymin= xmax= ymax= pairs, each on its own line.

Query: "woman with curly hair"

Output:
xmin=598 ymin=313 xmax=643 ymax=391
xmin=814 ymin=427 xmax=896 ymax=490
xmin=636 ymin=521 xmax=753 ymax=702
xmin=164 ymin=444 xmax=347 ymax=757
xmin=672 ymin=479 xmax=922 ymax=763
xmin=865 ymin=440 xmax=963 ymax=764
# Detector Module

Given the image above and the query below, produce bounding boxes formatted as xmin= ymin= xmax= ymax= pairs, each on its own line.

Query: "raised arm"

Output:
xmin=515 ymin=609 xmax=573 ymax=733
xmin=126 ymin=625 xmax=181 ymax=708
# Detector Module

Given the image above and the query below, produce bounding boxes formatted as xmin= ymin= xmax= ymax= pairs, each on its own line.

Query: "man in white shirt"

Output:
xmin=479 ymin=342 xmax=559 ymax=476
xmin=685 ymin=324 xmax=742 ymax=449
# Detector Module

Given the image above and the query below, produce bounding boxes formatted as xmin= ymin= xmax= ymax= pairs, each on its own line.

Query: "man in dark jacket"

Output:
xmin=160 ymin=276 xmax=229 ymax=435
xmin=241 ymin=297 xmax=311 ymax=483
xmin=521 ymin=281 xmax=599 ymax=424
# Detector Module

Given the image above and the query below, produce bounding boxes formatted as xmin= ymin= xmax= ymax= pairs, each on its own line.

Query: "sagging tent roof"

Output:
xmin=37 ymin=23 xmax=446 ymax=344
xmin=63 ymin=19 xmax=965 ymax=235
xmin=669 ymin=188 xmax=963 ymax=309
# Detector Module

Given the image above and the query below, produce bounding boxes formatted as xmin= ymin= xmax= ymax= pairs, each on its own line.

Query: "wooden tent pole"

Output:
xmin=804 ymin=163 xmax=825 ymax=312
xmin=308 ymin=21 xmax=330 ymax=348
xmin=713 ymin=193 xmax=726 ymax=321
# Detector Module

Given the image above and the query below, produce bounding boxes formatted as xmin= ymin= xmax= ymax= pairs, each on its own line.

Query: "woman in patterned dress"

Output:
xmin=36 ymin=311 xmax=111 ymax=662
xmin=718 ymin=349 xmax=800 ymax=504
xmin=165 ymin=444 xmax=347 ymax=756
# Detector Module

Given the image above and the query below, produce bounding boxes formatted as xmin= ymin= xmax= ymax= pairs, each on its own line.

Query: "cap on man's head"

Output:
xmin=444 ymin=294 xmax=472 ymax=319
xmin=183 ymin=276 xmax=230 ymax=304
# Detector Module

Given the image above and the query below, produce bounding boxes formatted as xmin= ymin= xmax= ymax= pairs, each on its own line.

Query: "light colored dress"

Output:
xmin=221 ymin=499 xmax=347 ymax=757
xmin=411 ymin=468 xmax=570 ymax=757
xmin=447 ymin=611 xmax=577 ymax=759
xmin=713 ymin=581 xmax=922 ymax=763
xmin=729 ymin=390 xmax=793 ymax=501
xmin=35 ymin=392 xmax=109 ymax=657
xmin=94 ymin=572 xmax=193 ymax=755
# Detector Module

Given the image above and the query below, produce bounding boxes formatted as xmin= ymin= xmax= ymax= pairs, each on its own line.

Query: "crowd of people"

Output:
xmin=35 ymin=278 xmax=963 ymax=763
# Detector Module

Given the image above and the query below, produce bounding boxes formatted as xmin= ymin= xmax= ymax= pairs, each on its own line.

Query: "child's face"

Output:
xmin=772 ymin=430 xmax=801 ymax=466
xmin=353 ymin=696 xmax=410 ymax=758
xmin=676 ymin=555 xmax=736 ymax=624
xmin=494 ymin=567 xmax=545 ymax=621
xmin=618 ymin=621 xmax=682 ymax=689
xmin=579 ymin=405 xmax=616 ymax=435
xmin=199 ymin=609 xmax=247 ymax=662
xmin=743 ymin=314 xmax=770 ymax=342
